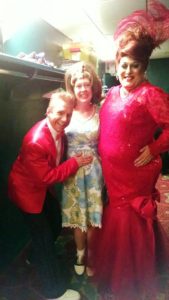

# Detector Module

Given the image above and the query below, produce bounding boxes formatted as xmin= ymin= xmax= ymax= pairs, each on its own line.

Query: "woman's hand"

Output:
xmin=134 ymin=145 xmax=153 ymax=167
xmin=74 ymin=152 xmax=93 ymax=167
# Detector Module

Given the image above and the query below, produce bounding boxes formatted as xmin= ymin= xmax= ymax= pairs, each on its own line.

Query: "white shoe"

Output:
xmin=74 ymin=254 xmax=85 ymax=275
xmin=74 ymin=264 xmax=85 ymax=275
xmin=47 ymin=289 xmax=81 ymax=300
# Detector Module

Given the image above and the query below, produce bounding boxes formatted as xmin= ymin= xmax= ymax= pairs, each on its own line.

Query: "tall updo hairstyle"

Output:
xmin=115 ymin=30 xmax=155 ymax=71
xmin=114 ymin=0 xmax=169 ymax=71
xmin=65 ymin=61 xmax=102 ymax=104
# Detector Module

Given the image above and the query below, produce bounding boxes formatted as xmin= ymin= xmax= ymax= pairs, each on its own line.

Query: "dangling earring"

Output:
xmin=115 ymin=73 xmax=119 ymax=81
xmin=144 ymin=71 xmax=148 ymax=80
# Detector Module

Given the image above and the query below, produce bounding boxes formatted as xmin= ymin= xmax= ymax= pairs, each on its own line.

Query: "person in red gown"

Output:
xmin=91 ymin=1 xmax=169 ymax=299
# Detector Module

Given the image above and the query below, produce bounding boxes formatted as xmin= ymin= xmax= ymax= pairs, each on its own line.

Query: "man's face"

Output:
xmin=117 ymin=56 xmax=145 ymax=92
xmin=47 ymin=99 xmax=73 ymax=135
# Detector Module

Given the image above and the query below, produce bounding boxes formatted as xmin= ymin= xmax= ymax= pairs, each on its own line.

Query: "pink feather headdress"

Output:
xmin=114 ymin=0 xmax=169 ymax=66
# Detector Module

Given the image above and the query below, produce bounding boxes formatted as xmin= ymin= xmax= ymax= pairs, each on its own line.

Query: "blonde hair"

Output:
xmin=47 ymin=89 xmax=75 ymax=113
xmin=65 ymin=61 xmax=102 ymax=104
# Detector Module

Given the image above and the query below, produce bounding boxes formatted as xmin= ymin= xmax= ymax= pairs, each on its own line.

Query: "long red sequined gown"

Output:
xmin=93 ymin=81 xmax=169 ymax=300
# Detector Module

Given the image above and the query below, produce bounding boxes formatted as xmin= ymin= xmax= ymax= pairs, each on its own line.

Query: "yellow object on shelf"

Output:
xmin=62 ymin=42 xmax=97 ymax=69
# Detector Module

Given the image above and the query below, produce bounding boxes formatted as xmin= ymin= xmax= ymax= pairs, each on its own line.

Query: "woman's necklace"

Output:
xmin=74 ymin=105 xmax=96 ymax=123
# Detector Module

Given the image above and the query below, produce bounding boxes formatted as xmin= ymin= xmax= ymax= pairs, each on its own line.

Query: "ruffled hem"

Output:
xmin=62 ymin=223 xmax=102 ymax=232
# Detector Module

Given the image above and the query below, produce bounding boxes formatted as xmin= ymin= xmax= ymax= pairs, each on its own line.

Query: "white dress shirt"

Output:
xmin=46 ymin=118 xmax=61 ymax=166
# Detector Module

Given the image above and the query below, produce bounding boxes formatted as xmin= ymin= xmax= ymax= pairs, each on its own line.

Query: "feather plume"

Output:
xmin=114 ymin=0 xmax=169 ymax=50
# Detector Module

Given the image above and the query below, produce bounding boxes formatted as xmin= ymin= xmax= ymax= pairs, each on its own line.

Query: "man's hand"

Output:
xmin=134 ymin=145 xmax=153 ymax=167
xmin=74 ymin=152 xmax=93 ymax=167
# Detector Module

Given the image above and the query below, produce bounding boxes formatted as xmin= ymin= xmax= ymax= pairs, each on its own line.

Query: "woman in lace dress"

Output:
xmin=91 ymin=1 xmax=169 ymax=300
xmin=62 ymin=61 xmax=103 ymax=276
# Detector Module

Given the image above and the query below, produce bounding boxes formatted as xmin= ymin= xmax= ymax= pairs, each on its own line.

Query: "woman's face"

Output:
xmin=117 ymin=56 xmax=145 ymax=92
xmin=74 ymin=77 xmax=92 ymax=105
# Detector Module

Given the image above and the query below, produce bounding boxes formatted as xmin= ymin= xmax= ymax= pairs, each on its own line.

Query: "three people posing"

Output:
xmin=8 ymin=1 xmax=169 ymax=299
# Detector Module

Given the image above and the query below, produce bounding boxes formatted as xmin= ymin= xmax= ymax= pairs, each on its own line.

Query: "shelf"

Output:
xmin=0 ymin=53 xmax=65 ymax=82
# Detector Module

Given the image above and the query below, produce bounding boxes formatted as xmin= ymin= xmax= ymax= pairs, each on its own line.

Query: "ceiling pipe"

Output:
xmin=146 ymin=0 xmax=148 ymax=12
